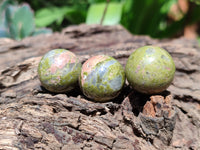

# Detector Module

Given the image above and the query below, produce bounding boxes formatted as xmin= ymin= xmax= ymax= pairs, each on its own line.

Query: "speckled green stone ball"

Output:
xmin=125 ymin=46 xmax=175 ymax=94
xmin=80 ymin=55 xmax=125 ymax=102
xmin=38 ymin=49 xmax=81 ymax=93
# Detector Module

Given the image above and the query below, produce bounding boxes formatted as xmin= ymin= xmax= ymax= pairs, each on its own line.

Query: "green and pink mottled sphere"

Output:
xmin=80 ymin=55 xmax=125 ymax=102
xmin=125 ymin=46 xmax=175 ymax=94
xmin=38 ymin=49 xmax=81 ymax=93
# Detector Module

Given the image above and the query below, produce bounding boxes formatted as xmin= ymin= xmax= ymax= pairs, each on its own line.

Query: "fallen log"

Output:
xmin=0 ymin=24 xmax=200 ymax=150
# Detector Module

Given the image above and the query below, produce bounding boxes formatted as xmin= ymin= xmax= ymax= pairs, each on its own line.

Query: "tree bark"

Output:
xmin=0 ymin=24 xmax=200 ymax=150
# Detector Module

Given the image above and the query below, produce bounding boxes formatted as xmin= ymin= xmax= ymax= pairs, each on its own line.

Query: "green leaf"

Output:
xmin=15 ymin=4 xmax=34 ymax=38
xmin=5 ymin=5 xmax=20 ymax=39
xmin=88 ymin=0 xmax=122 ymax=4
xmin=122 ymin=0 xmax=133 ymax=13
xmin=86 ymin=2 xmax=123 ymax=25
xmin=1 ymin=2 xmax=51 ymax=39
xmin=35 ymin=7 xmax=74 ymax=27
xmin=6 ymin=4 xmax=35 ymax=40
xmin=0 ymin=0 xmax=11 ymax=37
xmin=0 ymin=0 xmax=12 ymax=14
xmin=0 ymin=27 xmax=9 ymax=37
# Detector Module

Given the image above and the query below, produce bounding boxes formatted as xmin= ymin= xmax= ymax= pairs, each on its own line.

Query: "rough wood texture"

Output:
xmin=0 ymin=24 xmax=200 ymax=150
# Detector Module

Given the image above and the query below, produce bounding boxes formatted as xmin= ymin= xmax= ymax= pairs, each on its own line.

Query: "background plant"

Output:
xmin=0 ymin=0 xmax=51 ymax=40
xmin=1 ymin=0 xmax=200 ymax=40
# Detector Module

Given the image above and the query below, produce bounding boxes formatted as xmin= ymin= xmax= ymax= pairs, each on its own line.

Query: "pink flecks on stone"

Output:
xmin=50 ymin=51 xmax=77 ymax=74
xmin=164 ymin=66 xmax=171 ymax=71
xmin=81 ymin=55 xmax=108 ymax=86
xmin=135 ymin=65 xmax=141 ymax=73
xmin=50 ymin=65 xmax=57 ymax=74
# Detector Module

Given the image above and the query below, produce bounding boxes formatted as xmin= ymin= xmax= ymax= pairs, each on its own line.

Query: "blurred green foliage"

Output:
xmin=86 ymin=2 xmax=123 ymax=25
xmin=0 ymin=0 xmax=51 ymax=40
xmin=121 ymin=0 xmax=177 ymax=38
xmin=16 ymin=0 xmax=89 ymax=31
xmin=1 ymin=0 xmax=200 ymax=40
xmin=190 ymin=0 xmax=200 ymax=5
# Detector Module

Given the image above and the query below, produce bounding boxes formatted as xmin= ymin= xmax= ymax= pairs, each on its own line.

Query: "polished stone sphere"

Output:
xmin=38 ymin=49 xmax=81 ymax=93
xmin=80 ymin=55 xmax=125 ymax=102
xmin=125 ymin=46 xmax=175 ymax=94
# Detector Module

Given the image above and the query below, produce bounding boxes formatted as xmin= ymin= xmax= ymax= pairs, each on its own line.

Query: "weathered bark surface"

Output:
xmin=0 ymin=24 xmax=200 ymax=150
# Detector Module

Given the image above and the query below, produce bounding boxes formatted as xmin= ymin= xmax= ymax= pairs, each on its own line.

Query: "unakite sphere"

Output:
xmin=38 ymin=49 xmax=81 ymax=93
xmin=80 ymin=55 xmax=125 ymax=102
xmin=125 ymin=46 xmax=175 ymax=94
